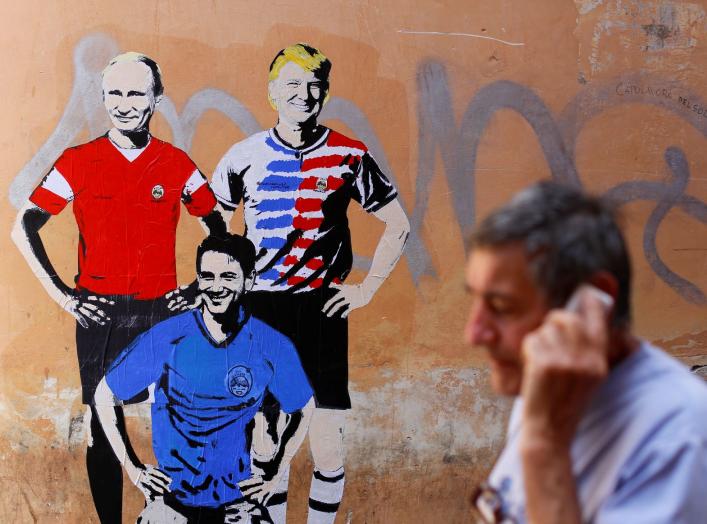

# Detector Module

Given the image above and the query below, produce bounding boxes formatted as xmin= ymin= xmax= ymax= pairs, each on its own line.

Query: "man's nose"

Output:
xmin=116 ymin=97 xmax=133 ymax=113
xmin=307 ymin=84 xmax=320 ymax=101
xmin=464 ymin=302 xmax=496 ymax=347
xmin=297 ymin=82 xmax=311 ymax=100
xmin=210 ymin=279 xmax=224 ymax=291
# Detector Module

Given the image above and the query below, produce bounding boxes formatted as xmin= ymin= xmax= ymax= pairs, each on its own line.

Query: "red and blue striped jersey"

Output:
xmin=211 ymin=128 xmax=397 ymax=293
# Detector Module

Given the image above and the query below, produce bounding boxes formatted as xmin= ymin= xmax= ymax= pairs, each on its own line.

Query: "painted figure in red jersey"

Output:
xmin=12 ymin=52 xmax=221 ymax=523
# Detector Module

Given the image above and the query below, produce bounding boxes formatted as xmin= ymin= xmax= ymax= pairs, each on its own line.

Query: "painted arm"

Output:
xmin=198 ymin=208 xmax=229 ymax=236
xmin=94 ymin=378 xmax=172 ymax=500
xmin=238 ymin=397 xmax=315 ymax=504
xmin=214 ymin=202 xmax=235 ymax=233
xmin=323 ymin=197 xmax=410 ymax=317
xmin=11 ymin=201 xmax=112 ymax=327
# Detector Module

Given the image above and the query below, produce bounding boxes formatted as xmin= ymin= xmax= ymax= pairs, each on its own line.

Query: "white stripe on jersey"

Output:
xmin=40 ymin=168 xmax=74 ymax=202
xmin=183 ymin=169 xmax=208 ymax=196
xmin=306 ymin=145 xmax=366 ymax=158
xmin=300 ymin=165 xmax=349 ymax=177
xmin=298 ymin=188 xmax=332 ymax=200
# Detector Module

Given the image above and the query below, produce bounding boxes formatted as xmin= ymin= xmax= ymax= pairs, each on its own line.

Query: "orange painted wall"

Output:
xmin=1 ymin=1 xmax=706 ymax=521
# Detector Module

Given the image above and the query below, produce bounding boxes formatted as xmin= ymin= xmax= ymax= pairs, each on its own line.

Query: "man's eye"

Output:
xmin=488 ymin=300 xmax=513 ymax=315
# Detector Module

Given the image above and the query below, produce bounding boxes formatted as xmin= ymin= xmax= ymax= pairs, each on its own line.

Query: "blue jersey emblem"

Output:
xmin=226 ymin=365 xmax=253 ymax=398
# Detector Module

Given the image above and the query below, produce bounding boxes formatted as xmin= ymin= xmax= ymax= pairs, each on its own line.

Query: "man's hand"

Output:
xmin=322 ymin=283 xmax=372 ymax=318
xmin=129 ymin=463 xmax=172 ymax=502
xmin=61 ymin=294 xmax=114 ymax=328
xmin=237 ymin=474 xmax=281 ymax=505
xmin=165 ymin=282 xmax=200 ymax=312
xmin=520 ymin=285 xmax=611 ymax=449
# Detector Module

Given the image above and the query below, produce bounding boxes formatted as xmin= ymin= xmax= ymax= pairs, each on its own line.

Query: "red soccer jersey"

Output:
xmin=30 ymin=136 xmax=216 ymax=299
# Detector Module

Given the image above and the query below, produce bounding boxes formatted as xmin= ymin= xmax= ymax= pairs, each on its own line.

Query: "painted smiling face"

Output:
xmin=102 ymin=60 xmax=159 ymax=133
xmin=197 ymin=251 xmax=253 ymax=316
xmin=268 ymin=61 xmax=326 ymax=126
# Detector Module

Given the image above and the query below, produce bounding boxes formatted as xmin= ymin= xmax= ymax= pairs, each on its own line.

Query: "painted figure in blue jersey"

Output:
xmin=94 ymin=234 xmax=314 ymax=523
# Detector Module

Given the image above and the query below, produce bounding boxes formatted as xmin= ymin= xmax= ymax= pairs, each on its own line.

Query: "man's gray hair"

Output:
xmin=468 ymin=181 xmax=632 ymax=327
xmin=102 ymin=52 xmax=164 ymax=98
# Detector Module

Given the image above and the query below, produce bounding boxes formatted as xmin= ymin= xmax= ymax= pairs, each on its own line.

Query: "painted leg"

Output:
xmin=86 ymin=405 xmax=123 ymax=524
xmin=307 ymin=409 xmax=346 ymax=524
xmin=264 ymin=464 xmax=290 ymax=524
xmin=252 ymin=410 xmax=290 ymax=523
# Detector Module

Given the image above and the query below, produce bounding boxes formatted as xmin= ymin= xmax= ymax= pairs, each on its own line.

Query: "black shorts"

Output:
xmin=75 ymin=292 xmax=172 ymax=404
xmin=161 ymin=494 xmax=270 ymax=524
xmin=247 ymin=289 xmax=350 ymax=410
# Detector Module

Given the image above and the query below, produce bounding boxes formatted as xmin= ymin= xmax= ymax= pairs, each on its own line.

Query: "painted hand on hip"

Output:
xmin=322 ymin=283 xmax=372 ymax=318
xmin=63 ymin=294 xmax=114 ymax=328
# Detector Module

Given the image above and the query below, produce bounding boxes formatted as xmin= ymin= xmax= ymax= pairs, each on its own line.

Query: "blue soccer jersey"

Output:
xmin=105 ymin=308 xmax=313 ymax=508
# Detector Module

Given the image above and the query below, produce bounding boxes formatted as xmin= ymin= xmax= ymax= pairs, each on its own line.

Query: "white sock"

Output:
xmin=307 ymin=467 xmax=345 ymax=524
xmin=265 ymin=464 xmax=290 ymax=524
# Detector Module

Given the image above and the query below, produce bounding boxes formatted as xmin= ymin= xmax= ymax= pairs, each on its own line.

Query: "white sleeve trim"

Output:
xmin=41 ymin=168 xmax=74 ymax=201
xmin=211 ymin=159 xmax=235 ymax=206
xmin=183 ymin=169 xmax=208 ymax=195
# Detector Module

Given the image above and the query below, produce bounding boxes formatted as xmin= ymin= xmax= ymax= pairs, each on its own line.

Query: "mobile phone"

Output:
xmin=565 ymin=284 xmax=614 ymax=314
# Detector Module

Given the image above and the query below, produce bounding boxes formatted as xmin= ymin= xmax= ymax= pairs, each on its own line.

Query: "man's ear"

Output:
xmin=244 ymin=271 xmax=256 ymax=292
xmin=267 ymin=80 xmax=279 ymax=110
xmin=588 ymin=271 xmax=619 ymax=306
xmin=154 ymin=94 xmax=163 ymax=108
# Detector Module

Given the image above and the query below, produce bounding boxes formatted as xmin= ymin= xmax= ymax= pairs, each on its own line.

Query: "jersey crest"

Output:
xmin=151 ymin=184 xmax=165 ymax=200
xmin=226 ymin=365 xmax=253 ymax=398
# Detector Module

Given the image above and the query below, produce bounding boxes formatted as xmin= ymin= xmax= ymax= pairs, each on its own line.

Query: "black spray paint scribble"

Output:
xmin=415 ymin=61 xmax=706 ymax=305
xmin=8 ymin=34 xmax=707 ymax=304
xmin=604 ymin=147 xmax=707 ymax=305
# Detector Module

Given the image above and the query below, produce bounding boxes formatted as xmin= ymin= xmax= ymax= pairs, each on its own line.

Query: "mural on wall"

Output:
xmin=209 ymin=43 xmax=410 ymax=524
xmin=5 ymin=11 xmax=707 ymax=521
xmin=9 ymin=43 xmax=410 ymax=524
xmin=9 ymin=35 xmax=707 ymax=307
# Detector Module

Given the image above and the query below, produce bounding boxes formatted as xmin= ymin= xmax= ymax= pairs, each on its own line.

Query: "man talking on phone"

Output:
xmin=464 ymin=181 xmax=707 ymax=523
